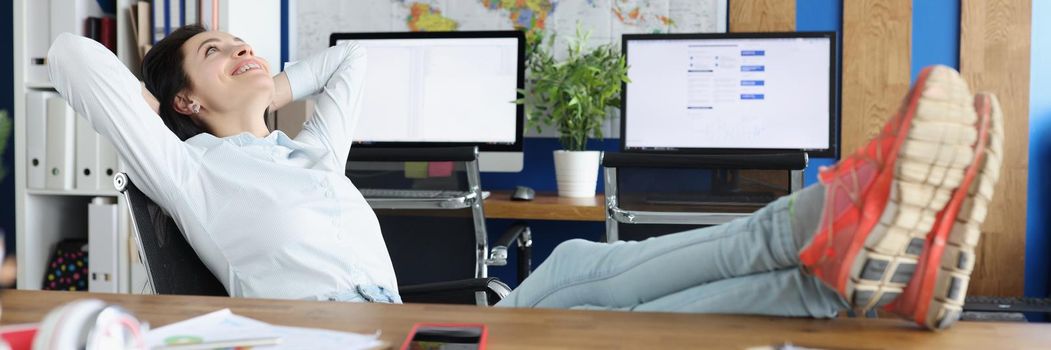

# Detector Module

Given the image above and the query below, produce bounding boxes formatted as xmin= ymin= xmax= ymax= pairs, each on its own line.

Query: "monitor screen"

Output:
xmin=330 ymin=31 xmax=524 ymax=152
xmin=621 ymin=32 xmax=837 ymax=156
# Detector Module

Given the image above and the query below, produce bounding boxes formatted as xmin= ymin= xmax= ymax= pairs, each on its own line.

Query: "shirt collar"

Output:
xmin=186 ymin=130 xmax=327 ymax=158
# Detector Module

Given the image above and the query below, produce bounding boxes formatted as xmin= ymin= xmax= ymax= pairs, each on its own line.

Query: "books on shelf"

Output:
xmin=85 ymin=16 xmax=117 ymax=53
xmin=152 ymin=0 xmax=165 ymax=43
xmin=129 ymin=0 xmax=211 ymax=59
xmin=131 ymin=1 xmax=153 ymax=59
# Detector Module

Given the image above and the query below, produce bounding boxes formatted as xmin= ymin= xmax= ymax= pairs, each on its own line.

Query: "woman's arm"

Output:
xmin=282 ymin=41 xmax=367 ymax=166
xmin=49 ymin=33 xmax=197 ymax=208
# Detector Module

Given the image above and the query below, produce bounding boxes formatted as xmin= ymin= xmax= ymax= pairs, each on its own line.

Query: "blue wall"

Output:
xmin=1027 ymin=0 xmax=1050 ymax=299
xmin=911 ymin=0 xmax=960 ymax=81
xmin=2 ymin=0 xmax=16 ymax=254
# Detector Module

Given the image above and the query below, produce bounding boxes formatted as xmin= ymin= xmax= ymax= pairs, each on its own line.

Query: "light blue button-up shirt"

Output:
xmin=49 ymin=33 xmax=399 ymax=301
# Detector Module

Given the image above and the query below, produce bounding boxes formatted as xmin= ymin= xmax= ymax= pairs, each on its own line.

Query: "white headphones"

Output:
xmin=33 ymin=299 xmax=147 ymax=350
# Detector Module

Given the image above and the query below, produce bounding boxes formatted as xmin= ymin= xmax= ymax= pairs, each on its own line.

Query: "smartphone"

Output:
xmin=400 ymin=323 xmax=488 ymax=350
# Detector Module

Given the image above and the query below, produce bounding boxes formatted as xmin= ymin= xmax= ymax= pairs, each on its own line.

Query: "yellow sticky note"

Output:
xmin=404 ymin=162 xmax=428 ymax=179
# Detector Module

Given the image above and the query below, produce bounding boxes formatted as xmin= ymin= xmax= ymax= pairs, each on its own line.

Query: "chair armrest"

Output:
xmin=486 ymin=223 xmax=532 ymax=285
xmin=487 ymin=223 xmax=531 ymax=266
xmin=495 ymin=223 xmax=531 ymax=249
xmin=400 ymin=278 xmax=511 ymax=306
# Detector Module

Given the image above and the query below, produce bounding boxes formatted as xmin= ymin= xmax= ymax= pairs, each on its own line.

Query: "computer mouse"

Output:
xmin=511 ymin=186 xmax=535 ymax=201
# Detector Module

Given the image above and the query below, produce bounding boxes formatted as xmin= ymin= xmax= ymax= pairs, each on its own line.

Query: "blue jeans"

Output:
xmin=496 ymin=195 xmax=850 ymax=318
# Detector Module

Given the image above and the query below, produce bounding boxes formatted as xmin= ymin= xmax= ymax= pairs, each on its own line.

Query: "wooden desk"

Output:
xmin=3 ymin=290 xmax=1049 ymax=349
xmin=485 ymin=191 xmax=605 ymax=222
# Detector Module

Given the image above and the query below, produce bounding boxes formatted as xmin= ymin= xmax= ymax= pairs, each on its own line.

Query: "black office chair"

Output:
xmin=346 ymin=147 xmax=531 ymax=305
xmin=603 ymin=152 xmax=807 ymax=242
xmin=115 ymin=172 xmax=514 ymax=305
xmin=114 ymin=173 xmax=228 ymax=296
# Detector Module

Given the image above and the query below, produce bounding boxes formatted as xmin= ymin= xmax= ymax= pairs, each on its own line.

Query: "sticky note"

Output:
xmin=404 ymin=162 xmax=428 ymax=179
xmin=428 ymin=161 xmax=454 ymax=177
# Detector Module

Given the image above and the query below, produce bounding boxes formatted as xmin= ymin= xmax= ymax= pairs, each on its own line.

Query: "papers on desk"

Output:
xmin=146 ymin=309 xmax=384 ymax=350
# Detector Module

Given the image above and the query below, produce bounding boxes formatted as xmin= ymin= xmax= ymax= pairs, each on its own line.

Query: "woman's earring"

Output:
xmin=190 ymin=102 xmax=201 ymax=115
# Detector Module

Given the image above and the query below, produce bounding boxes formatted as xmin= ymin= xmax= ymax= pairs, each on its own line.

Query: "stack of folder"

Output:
xmin=25 ymin=91 xmax=118 ymax=193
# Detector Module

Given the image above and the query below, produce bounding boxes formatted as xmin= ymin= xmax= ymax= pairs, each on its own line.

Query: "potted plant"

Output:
xmin=519 ymin=27 xmax=630 ymax=197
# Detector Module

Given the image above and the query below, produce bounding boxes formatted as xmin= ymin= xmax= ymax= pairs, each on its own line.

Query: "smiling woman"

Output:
xmin=47 ymin=25 xmax=399 ymax=302
xmin=141 ymin=24 xmax=283 ymax=141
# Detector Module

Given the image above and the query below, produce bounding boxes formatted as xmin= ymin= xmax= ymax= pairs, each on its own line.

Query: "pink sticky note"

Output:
xmin=428 ymin=161 xmax=454 ymax=177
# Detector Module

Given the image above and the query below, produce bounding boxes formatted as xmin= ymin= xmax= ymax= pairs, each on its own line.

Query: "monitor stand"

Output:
xmin=479 ymin=152 xmax=524 ymax=173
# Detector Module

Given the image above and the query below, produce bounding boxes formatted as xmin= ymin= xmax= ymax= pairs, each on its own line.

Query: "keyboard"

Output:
xmin=964 ymin=296 xmax=1051 ymax=313
xmin=359 ymin=188 xmax=490 ymax=199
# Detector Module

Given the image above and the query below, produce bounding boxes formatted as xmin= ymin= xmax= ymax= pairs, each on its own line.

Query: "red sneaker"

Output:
xmin=884 ymin=92 xmax=1003 ymax=330
xmin=799 ymin=65 xmax=980 ymax=311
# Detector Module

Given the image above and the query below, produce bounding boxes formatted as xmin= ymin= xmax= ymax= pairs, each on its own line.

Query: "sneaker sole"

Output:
xmin=894 ymin=92 xmax=1003 ymax=329
xmin=845 ymin=66 xmax=979 ymax=311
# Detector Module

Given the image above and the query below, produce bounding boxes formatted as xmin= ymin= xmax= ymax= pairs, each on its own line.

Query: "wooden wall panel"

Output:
xmin=729 ymin=0 xmax=795 ymax=32
xmin=960 ymin=0 xmax=1031 ymax=297
xmin=841 ymin=0 xmax=912 ymax=155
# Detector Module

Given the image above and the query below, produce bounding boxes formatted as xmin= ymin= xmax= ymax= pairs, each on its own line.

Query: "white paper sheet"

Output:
xmin=146 ymin=309 xmax=384 ymax=350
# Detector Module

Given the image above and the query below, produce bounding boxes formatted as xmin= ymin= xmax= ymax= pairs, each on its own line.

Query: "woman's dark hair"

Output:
xmin=142 ymin=24 xmax=208 ymax=141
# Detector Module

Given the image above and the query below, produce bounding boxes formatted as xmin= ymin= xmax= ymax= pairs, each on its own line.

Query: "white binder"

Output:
xmin=88 ymin=197 xmax=119 ymax=293
xmin=26 ymin=0 xmax=51 ymax=85
xmin=75 ymin=113 xmax=99 ymax=191
xmin=45 ymin=97 xmax=76 ymax=190
xmin=26 ymin=91 xmax=55 ymax=189
xmin=96 ymin=138 xmax=120 ymax=191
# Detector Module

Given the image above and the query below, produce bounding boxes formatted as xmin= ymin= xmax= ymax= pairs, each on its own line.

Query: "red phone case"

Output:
xmin=400 ymin=323 xmax=488 ymax=350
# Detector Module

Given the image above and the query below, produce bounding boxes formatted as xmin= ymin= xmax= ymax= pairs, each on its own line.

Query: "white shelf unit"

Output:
xmin=13 ymin=0 xmax=144 ymax=293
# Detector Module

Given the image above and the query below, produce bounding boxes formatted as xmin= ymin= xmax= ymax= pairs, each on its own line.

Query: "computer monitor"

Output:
xmin=330 ymin=31 xmax=525 ymax=172
xmin=621 ymin=32 xmax=838 ymax=158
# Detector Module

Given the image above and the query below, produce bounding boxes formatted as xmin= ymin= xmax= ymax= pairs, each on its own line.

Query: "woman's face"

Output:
xmin=179 ymin=31 xmax=273 ymax=116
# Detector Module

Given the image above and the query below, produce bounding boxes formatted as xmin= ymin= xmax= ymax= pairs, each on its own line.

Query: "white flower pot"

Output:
xmin=553 ymin=150 xmax=601 ymax=198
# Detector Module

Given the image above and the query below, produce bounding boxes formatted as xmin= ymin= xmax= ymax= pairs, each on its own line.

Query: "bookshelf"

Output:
xmin=13 ymin=0 xmax=145 ymax=293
